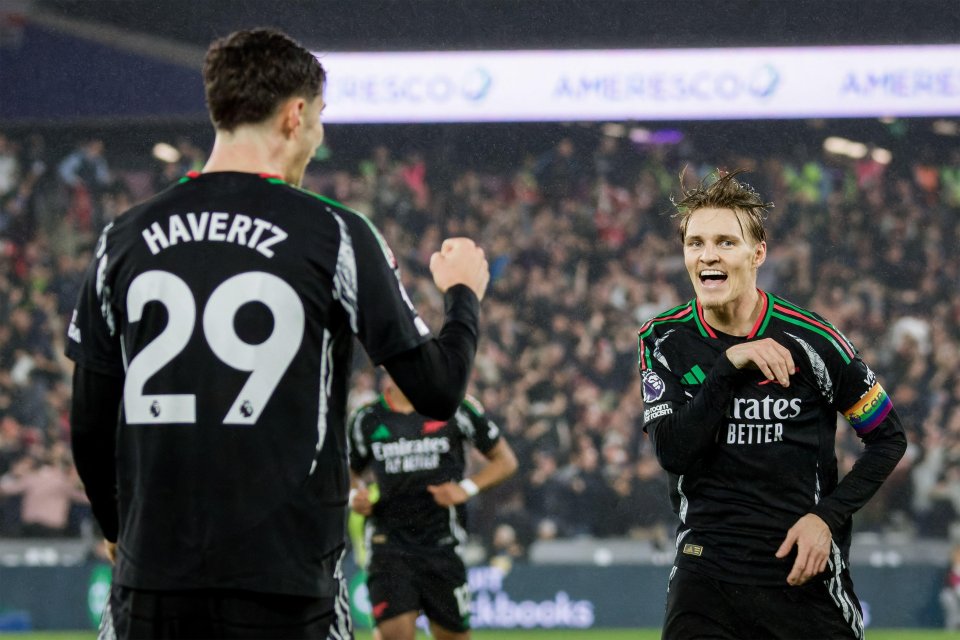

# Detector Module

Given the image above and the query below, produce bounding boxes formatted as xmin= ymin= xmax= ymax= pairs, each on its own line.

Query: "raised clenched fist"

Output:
xmin=429 ymin=237 xmax=490 ymax=301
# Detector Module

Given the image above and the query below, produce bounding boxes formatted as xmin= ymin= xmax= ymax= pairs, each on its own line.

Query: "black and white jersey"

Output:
xmin=349 ymin=394 xmax=500 ymax=551
xmin=639 ymin=291 xmax=905 ymax=586
xmin=65 ymin=171 xmax=431 ymax=597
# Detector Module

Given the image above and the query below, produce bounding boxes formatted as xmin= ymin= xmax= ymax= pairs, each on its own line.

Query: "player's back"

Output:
xmin=95 ymin=171 xmax=356 ymax=596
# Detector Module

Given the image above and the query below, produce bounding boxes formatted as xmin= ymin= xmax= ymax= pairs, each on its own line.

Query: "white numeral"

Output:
xmin=204 ymin=272 xmax=304 ymax=424
xmin=125 ymin=271 xmax=197 ymax=424
xmin=124 ymin=270 xmax=304 ymax=426
xmin=454 ymin=583 xmax=471 ymax=617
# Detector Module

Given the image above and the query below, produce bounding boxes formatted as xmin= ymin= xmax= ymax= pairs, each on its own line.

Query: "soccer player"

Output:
xmin=66 ymin=28 xmax=489 ymax=639
xmin=349 ymin=378 xmax=518 ymax=640
xmin=639 ymin=170 xmax=907 ymax=639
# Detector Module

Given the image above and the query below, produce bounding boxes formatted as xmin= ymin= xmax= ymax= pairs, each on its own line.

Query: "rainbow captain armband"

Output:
xmin=843 ymin=382 xmax=892 ymax=434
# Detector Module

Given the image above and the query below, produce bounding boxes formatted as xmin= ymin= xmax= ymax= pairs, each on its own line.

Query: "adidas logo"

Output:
xmin=681 ymin=365 xmax=706 ymax=385
xmin=371 ymin=424 xmax=392 ymax=441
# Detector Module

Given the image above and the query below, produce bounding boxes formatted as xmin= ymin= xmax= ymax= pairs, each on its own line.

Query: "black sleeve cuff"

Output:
xmin=444 ymin=285 xmax=480 ymax=335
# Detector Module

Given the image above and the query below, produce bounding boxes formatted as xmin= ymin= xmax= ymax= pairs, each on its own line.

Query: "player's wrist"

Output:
xmin=348 ymin=488 xmax=359 ymax=509
xmin=458 ymin=478 xmax=480 ymax=498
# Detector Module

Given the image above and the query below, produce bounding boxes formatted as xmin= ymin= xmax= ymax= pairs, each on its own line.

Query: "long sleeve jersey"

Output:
xmin=639 ymin=292 xmax=906 ymax=586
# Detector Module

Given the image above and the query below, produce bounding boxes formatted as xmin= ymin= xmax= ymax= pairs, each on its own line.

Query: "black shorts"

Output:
xmin=101 ymin=584 xmax=353 ymax=640
xmin=663 ymin=566 xmax=864 ymax=640
xmin=366 ymin=547 xmax=470 ymax=632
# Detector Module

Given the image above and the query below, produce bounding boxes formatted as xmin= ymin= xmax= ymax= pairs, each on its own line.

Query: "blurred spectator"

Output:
xmin=0 ymin=415 xmax=24 ymax=476
xmin=489 ymin=523 xmax=525 ymax=574
xmin=526 ymin=448 xmax=572 ymax=536
xmin=57 ymin=138 xmax=111 ymax=233
xmin=534 ymin=137 xmax=583 ymax=202
xmin=57 ymin=139 xmax=111 ymax=191
xmin=942 ymin=545 xmax=960 ymax=629
xmin=620 ymin=453 xmax=673 ymax=548
xmin=0 ymin=443 xmax=88 ymax=537
xmin=0 ymin=132 xmax=20 ymax=198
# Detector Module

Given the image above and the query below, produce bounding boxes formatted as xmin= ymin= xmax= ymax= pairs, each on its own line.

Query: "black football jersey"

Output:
xmin=349 ymin=394 xmax=500 ymax=551
xmin=639 ymin=292 xmax=899 ymax=586
xmin=65 ymin=171 xmax=431 ymax=596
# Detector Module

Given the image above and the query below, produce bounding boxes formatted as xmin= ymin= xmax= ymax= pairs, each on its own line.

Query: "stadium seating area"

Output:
xmin=1 ymin=123 xmax=959 ymax=560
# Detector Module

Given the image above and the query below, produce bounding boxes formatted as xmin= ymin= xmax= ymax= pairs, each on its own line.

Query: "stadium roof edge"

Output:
xmin=27 ymin=8 xmax=204 ymax=69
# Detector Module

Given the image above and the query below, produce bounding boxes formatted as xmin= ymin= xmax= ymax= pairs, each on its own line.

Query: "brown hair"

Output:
xmin=203 ymin=28 xmax=326 ymax=132
xmin=672 ymin=169 xmax=773 ymax=244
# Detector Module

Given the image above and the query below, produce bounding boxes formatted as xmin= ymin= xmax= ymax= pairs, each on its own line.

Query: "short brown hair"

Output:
xmin=203 ymin=28 xmax=326 ymax=132
xmin=672 ymin=169 xmax=772 ymax=244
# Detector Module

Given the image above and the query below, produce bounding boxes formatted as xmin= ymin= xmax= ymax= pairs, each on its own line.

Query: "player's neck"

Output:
xmin=383 ymin=387 xmax=415 ymax=414
xmin=702 ymin=288 xmax=762 ymax=336
xmin=203 ymin=127 xmax=292 ymax=182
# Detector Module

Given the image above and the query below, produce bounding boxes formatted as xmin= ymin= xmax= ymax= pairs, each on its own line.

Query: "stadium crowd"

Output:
xmin=0 ymin=124 xmax=959 ymax=560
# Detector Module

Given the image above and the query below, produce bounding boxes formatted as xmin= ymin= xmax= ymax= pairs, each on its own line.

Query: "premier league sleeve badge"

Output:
xmin=642 ymin=370 xmax=666 ymax=403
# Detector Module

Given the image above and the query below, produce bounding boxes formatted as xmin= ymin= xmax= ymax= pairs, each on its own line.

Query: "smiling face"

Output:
xmin=683 ymin=207 xmax=766 ymax=312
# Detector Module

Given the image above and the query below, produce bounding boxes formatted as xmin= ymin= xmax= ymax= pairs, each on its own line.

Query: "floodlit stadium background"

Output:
xmin=1 ymin=0 xmax=960 ymax=633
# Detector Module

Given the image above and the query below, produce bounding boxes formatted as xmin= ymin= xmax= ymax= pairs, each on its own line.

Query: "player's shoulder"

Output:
xmin=290 ymin=187 xmax=377 ymax=228
xmin=638 ymin=299 xmax=698 ymax=342
xmin=766 ymin=293 xmax=858 ymax=362
xmin=293 ymin=188 xmax=395 ymax=260
xmin=106 ymin=187 xmax=170 ymax=231
xmin=96 ymin=188 xmax=171 ymax=251
xmin=766 ymin=293 xmax=842 ymax=337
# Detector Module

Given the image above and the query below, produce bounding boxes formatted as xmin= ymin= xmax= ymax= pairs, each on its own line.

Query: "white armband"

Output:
xmin=348 ymin=488 xmax=359 ymax=509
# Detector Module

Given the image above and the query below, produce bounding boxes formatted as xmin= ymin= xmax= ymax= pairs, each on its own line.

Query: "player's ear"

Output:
xmin=753 ymin=241 xmax=767 ymax=268
xmin=278 ymin=97 xmax=307 ymax=138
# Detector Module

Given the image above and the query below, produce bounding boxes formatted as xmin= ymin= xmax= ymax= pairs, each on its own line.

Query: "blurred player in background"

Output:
xmin=66 ymin=28 xmax=488 ymax=639
xmin=639 ymin=170 xmax=907 ymax=639
xmin=349 ymin=377 xmax=517 ymax=640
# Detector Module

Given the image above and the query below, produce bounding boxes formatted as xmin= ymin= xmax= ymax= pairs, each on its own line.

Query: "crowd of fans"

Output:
xmin=0 ymin=124 xmax=959 ymax=563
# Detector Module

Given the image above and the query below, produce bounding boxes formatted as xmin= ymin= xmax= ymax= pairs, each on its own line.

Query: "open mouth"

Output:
xmin=699 ymin=269 xmax=727 ymax=287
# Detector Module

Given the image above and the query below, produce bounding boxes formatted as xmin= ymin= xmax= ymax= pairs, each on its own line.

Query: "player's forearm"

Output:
xmin=811 ymin=409 xmax=907 ymax=533
xmin=70 ymin=365 xmax=122 ymax=542
xmin=382 ymin=285 xmax=479 ymax=419
xmin=349 ymin=470 xmax=364 ymax=490
xmin=470 ymin=440 xmax=518 ymax=491
xmin=647 ymin=356 xmax=745 ymax=474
